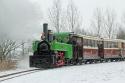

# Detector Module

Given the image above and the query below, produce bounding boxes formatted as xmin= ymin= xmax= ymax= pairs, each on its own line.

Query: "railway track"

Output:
xmin=0 ymin=68 xmax=42 ymax=82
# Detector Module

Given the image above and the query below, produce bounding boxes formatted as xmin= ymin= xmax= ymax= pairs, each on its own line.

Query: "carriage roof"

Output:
xmin=76 ymin=34 xmax=125 ymax=43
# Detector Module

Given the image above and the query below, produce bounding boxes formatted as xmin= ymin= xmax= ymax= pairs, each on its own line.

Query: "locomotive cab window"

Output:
xmin=77 ymin=38 xmax=82 ymax=45
xmin=71 ymin=36 xmax=83 ymax=46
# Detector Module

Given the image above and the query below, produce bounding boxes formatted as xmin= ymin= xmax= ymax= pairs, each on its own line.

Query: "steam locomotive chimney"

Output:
xmin=43 ymin=23 xmax=48 ymax=41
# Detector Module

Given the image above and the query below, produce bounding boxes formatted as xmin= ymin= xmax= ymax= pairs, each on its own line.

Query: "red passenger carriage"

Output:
xmin=77 ymin=34 xmax=125 ymax=63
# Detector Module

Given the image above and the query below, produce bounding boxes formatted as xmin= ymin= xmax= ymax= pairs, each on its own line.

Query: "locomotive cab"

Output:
xmin=68 ymin=35 xmax=83 ymax=64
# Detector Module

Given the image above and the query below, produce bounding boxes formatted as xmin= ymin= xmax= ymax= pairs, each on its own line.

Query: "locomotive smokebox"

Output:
xmin=43 ymin=23 xmax=48 ymax=41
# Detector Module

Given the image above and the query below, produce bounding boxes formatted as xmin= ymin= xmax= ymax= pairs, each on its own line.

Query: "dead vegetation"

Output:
xmin=0 ymin=60 xmax=17 ymax=71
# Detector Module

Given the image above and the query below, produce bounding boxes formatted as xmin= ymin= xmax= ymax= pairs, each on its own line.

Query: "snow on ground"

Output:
xmin=0 ymin=55 xmax=34 ymax=76
xmin=1 ymin=61 xmax=125 ymax=83
xmin=17 ymin=56 xmax=30 ymax=69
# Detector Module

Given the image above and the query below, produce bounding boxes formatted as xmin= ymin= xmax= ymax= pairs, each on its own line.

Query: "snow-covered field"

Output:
xmin=1 ymin=61 xmax=125 ymax=83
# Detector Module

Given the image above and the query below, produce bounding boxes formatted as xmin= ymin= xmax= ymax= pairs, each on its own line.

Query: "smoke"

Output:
xmin=0 ymin=0 xmax=42 ymax=41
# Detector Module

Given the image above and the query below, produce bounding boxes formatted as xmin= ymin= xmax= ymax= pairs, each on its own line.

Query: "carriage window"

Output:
xmin=105 ymin=42 xmax=107 ymax=48
xmin=109 ymin=42 xmax=115 ymax=48
xmin=88 ymin=39 xmax=91 ymax=47
xmin=95 ymin=40 xmax=97 ymax=47
xmin=111 ymin=42 xmax=114 ymax=48
xmin=92 ymin=40 xmax=93 ymax=47
xmin=107 ymin=42 xmax=109 ymax=48
xmin=108 ymin=42 xmax=114 ymax=48
xmin=90 ymin=40 xmax=92 ymax=47
xmin=114 ymin=42 xmax=118 ymax=48
xmin=104 ymin=41 xmax=108 ymax=48
xmin=112 ymin=42 xmax=114 ymax=48
xmin=83 ymin=39 xmax=87 ymax=46
xmin=88 ymin=39 xmax=90 ymax=47
xmin=107 ymin=41 xmax=110 ymax=48
xmin=92 ymin=40 xmax=94 ymax=47
xmin=108 ymin=42 xmax=111 ymax=48
xmin=83 ymin=39 xmax=85 ymax=45
xmin=86 ymin=39 xmax=88 ymax=46
xmin=90 ymin=40 xmax=93 ymax=47
xmin=86 ymin=39 xmax=89 ymax=46
xmin=85 ymin=39 xmax=97 ymax=47
xmin=91 ymin=40 xmax=93 ymax=47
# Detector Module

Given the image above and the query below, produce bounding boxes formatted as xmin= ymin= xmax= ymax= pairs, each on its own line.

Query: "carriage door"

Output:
xmin=98 ymin=40 xmax=104 ymax=58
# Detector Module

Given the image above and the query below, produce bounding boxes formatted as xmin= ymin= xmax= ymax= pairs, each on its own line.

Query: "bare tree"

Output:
xmin=91 ymin=8 xmax=104 ymax=37
xmin=121 ymin=12 xmax=125 ymax=26
xmin=104 ymin=9 xmax=118 ymax=39
xmin=21 ymin=41 xmax=25 ymax=58
xmin=116 ymin=12 xmax=125 ymax=39
xmin=66 ymin=0 xmax=82 ymax=32
xmin=0 ymin=39 xmax=18 ymax=61
xmin=48 ymin=0 xmax=62 ymax=33
xmin=20 ymin=40 xmax=32 ymax=59
xmin=74 ymin=28 xmax=86 ymax=35
xmin=118 ymin=12 xmax=125 ymax=39
xmin=117 ymin=27 xmax=125 ymax=39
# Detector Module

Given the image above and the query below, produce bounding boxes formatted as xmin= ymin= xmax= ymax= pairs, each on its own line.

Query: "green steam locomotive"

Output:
xmin=30 ymin=23 xmax=83 ymax=68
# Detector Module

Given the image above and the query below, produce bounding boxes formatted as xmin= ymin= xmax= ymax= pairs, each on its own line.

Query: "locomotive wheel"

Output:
xmin=65 ymin=59 xmax=70 ymax=66
xmin=72 ymin=60 xmax=78 ymax=65
xmin=70 ymin=59 xmax=76 ymax=65
xmin=79 ymin=59 xmax=83 ymax=65
xmin=84 ymin=61 xmax=88 ymax=64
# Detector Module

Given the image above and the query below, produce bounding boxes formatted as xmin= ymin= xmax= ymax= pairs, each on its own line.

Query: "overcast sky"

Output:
xmin=0 ymin=0 xmax=42 ymax=41
xmin=1 ymin=0 xmax=125 ymax=40
xmin=32 ymin=0 xmax=125 ymax=24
